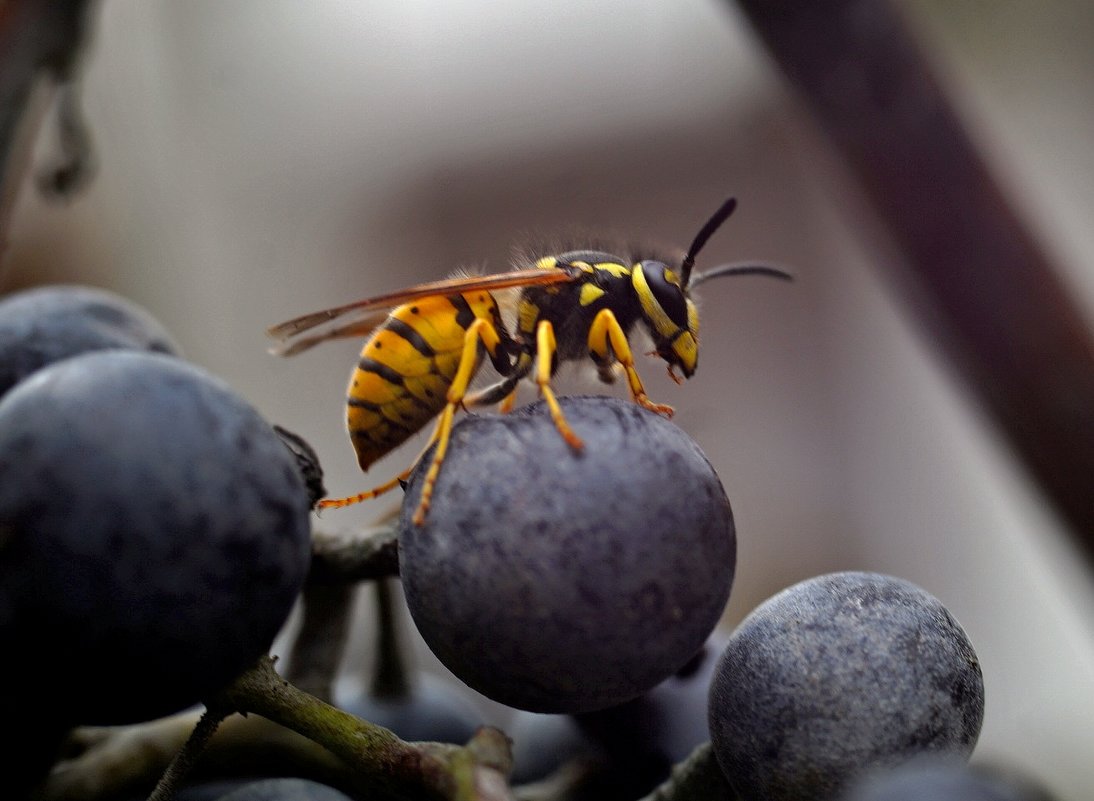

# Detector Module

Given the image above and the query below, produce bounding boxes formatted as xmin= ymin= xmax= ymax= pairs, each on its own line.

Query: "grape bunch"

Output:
xmin=0 ymin=286 xmax=313 ymax=794
xmin=0 ymin=285 xmax=1049 ymax=801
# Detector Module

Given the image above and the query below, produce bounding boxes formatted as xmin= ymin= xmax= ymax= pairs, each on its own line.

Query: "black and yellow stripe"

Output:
xmin=345 ymin=292 xmax=497 ymax=470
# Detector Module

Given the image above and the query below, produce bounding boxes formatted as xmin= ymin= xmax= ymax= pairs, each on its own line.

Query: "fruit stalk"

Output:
xmin=637 ymin=744 xmax=737 ymax=801
xmin=217 ymin=656 xmax=514 ymax=801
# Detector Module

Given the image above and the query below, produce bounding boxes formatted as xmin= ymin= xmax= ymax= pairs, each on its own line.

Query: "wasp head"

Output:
xmin=631 ymin=260 xmax=699 ymax=381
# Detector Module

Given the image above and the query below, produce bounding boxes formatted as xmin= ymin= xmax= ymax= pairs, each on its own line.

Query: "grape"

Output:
xmin=0 ymin=284 xmax=180 ymax=398
xmin=212 ymin=778 xmax=354 ymax=801
xmin=571 ymin=629 xmax=730 ymax=796
xmin=708 ymin=571 xmax=985 ymax=801
xmin=398 ymin=395 xmax=736 ymax=714
xmin=840 ymin=757 xmax=1050 ymax=801
xmin=508 ymin=710 xmax=596 ymax=784
xmin=335 ymin=671 xmax=483 ymax=744
xmin=0 ymin=350 xmax=312 ymax=726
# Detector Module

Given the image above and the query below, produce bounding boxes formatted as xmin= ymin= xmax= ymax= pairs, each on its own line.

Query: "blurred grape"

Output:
xmin=0 ymin=284 xmax=181 ymax=398
xmin=0 ymin=350 xmax=312 ymax=725
xmin=840 ymin=756 xmax=1053 ymax=801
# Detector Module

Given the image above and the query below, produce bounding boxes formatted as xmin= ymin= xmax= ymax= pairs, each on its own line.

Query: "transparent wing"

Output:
xmin=266 ymin=267 xmax=578 ymax=355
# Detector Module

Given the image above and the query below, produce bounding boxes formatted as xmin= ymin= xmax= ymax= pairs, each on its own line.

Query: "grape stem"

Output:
xmin=307 ymin=518 xmax=401 ymax=584
xmin=636 ymin=743 xmax=738 ymax=801
xmin=147 ymin=655 xmax=515 ymax=801
xmin=146 ymin=705 xmax=232 ymax=801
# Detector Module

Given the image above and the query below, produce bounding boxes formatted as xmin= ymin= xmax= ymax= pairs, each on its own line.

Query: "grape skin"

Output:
xmin=0 ymin=350 xmax=312 ymax=726
xmin=398 ymin=395 xmax=736 ymax=714
xmin=0 ymin=284 xmax=181 ymax=398
xmin=708 ymin=571 xmax=985 ymax=801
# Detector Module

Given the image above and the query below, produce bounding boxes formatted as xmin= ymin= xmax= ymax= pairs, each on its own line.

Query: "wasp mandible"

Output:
xmin=267 ymin=198 xmax=791 ymax=525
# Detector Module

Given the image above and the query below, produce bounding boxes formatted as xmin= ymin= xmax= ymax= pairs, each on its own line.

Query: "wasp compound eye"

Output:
xmin=638 ymin=261 xmax=689 ymax=329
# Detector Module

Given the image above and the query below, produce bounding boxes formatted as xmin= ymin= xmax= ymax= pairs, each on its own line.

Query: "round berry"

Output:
xmin=708 ymin=571 xmax=984 ymax=801
xmin=0 ymin=284 xmax=180 ymax=398
xmin=0 ymin=351 xmax=312 ymax=725
xmin=398 ymin=396 xmax=735 ymax=714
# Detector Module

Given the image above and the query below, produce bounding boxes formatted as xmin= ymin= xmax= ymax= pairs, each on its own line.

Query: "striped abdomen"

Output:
xmin=345 ymin=291 xmax=497 ymax=471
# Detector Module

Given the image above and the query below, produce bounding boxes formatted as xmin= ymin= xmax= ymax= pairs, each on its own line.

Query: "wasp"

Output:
xmin=267 ymin=197 xmax=791 ymax=525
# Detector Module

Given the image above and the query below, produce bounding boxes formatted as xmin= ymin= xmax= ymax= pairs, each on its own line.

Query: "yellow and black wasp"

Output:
xmin=267 ymin=197 xmax=791 ymax=525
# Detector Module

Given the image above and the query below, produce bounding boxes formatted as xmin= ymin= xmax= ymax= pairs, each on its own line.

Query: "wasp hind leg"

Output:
xmin=315 ymin=469 xmax=411 ymax=512
xmin=587 ymin=308 xmax=674 ymax=417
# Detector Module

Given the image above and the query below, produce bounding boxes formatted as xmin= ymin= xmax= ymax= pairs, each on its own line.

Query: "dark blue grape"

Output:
xmin=840 ymin=756 xmax=1052 ymax=801
xmin=508 ymin=711 xmax=596 ymax=784
xmin=708 ymin=571 xmax=985 ymax=801
xmin=335 ymin=671 xmax=483 ymax=745
xmin=571 ymin=629 xmax=730 ymax=795
xmin=399 ymin=396 xmax=735 ymax=714
xmin=0 ymin=350 xmax=312 ymax=725
xmin=0 ymin=284 xmax=180 ymax=398
xmin=213 ymin=778 xmax=354 ymax=801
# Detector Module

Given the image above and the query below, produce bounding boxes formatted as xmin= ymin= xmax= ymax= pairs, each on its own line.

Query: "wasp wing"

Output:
xmin=266 ymin=267 xmax=578 ymax=351
xmin=269 ymin=310 xmax=392 ymax=357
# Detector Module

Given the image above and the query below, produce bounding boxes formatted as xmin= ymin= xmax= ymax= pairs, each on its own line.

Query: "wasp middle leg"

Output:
xmin=533 ymin=320 xmax=585 ymax=451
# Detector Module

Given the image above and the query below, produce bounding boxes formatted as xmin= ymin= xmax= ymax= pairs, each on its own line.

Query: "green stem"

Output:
xmin=219 ymin=656 xmax=512 ymax=801
xmin=637 ymin=743 xmax=738 ymax=801
xmin=146 ymin=705 xmax=231 ymax=801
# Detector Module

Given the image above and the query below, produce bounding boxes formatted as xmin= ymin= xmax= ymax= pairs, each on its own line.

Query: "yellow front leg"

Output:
xmin=535 ymin=320 xmax=585 ymax=450
xmin=588 ymin=308 xmax=674 ymax=418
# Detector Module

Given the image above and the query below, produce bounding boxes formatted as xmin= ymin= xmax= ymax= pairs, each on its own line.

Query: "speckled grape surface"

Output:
xmin=398 ymin=395 xmax=735 ymax=714
xmin=0 ymin=350 xmax=312 ymax=725
xmin=708 ymin=571 xmax=984 ymax=801
xmin=0 ymin=284 xmax=180 ymax=398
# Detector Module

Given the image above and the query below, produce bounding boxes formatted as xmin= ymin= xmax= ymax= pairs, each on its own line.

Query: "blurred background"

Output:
xmin=3 ymin=1 xmax=1093 ymax=798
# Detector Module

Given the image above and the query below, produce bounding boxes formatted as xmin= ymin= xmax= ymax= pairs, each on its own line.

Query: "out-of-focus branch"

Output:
xmin=733 ymin=0 xmax=1094 ymax=556
xmin=286 ymin=582 xmax=356 ymax=703
xmin=42 ymin=657 xmax=515 ymax=801
xmin=36 ymin=714 xmax=350 ymax=801
xmin=308 ymin=520 xmax=401 ymax=584
xmin=0 ymin=0 xmax=97 ymax=255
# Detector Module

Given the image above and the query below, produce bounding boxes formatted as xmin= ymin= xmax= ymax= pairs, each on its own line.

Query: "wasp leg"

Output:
xmin=587 ymin=308 xmax=674 ymax=418
xmin=316 ymin=468 xmax=413 ymax=511
xmin=535 ymin=320 xmax=585 ymax=450
xmin=317 ymin=426 xmax=446 ymax=511
xmin=411 ymin=316 xmax=505 ymax=526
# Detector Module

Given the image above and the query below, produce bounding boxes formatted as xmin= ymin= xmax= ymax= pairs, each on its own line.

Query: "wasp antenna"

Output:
xmin=681 ymin=197 xmax=738 ymax=288
xmin=690 ymin=261 xmax=795 ymax=288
